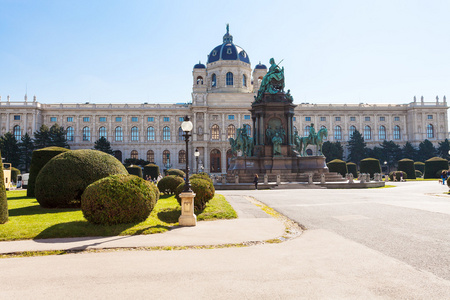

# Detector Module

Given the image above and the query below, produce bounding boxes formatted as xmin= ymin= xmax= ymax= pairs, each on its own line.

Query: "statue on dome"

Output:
xmin=254 ymin=58 xmax=285 ymax=102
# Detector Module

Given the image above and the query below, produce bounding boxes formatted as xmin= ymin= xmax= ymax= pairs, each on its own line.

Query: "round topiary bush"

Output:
xmin=157 ymin=175 xmax=184 ymax=194
xmin=327 ymin=159 xmax=348 ymax=177
xmin=360 ymin=158 xmax=381 ymax=179
xmin=190 ymin=173 xmax=212 ymax=183
xmin=166 ymin=169 xmax=186 ymax=178
xmin=81 ymin=174 xmax=160 ymax=225
xmin=415 ymin=170 xmax=423 ymax=178
xmin=389 ymin=171 xmax=407 ymax=181
xmin=424 ymin=157 xmax=449 ymax=179
xmin=27 ymin=146 xmax=70 ymax=197
xmin=0 ymin=152 xmax=8 ymax=224
xmin=175 ymin=178 xmax=215 ymax=212
xmin=10 ymin=167 xmax=20 ymax=184
xmin=414 ymin=162 xmax=425 ymax=173
xmin=126 ymin=165 xmax=143 ymax=178
xmin=35 ymin=149 xmax=128 ymax=208
xmin=397 ymin=158 xmax=416 ymax=179
xmin=346 ymin=162 xmax=358 ymax=178
xmin=143 ymin=163 xmax=160 ymax=180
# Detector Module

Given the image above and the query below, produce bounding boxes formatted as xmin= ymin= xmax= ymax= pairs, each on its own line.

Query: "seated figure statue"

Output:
xmin=255 ymin=58 xmax=285 ymax=102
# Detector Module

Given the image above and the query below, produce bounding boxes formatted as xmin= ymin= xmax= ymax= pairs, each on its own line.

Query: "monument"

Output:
xmin=226 ymin=58 xmax=345 ymax=183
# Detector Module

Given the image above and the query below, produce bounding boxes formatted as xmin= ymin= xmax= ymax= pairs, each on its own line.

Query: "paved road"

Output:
xmin=222 ymin=180 xmax=450 ymax=281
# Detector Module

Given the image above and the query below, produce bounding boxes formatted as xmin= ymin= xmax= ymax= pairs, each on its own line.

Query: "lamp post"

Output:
xmin=194 ymin=148 xmax=200 ymax=174
xmin=179 ymin=116 xmax=196 ymax=226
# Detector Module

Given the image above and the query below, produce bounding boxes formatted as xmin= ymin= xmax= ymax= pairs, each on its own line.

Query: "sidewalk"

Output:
xmin=0 ymin=195 xmax=287 ymax=255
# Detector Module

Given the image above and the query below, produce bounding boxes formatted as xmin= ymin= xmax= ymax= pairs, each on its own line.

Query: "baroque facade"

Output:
xmin=1 ymin=27 xmax=448 ymax=173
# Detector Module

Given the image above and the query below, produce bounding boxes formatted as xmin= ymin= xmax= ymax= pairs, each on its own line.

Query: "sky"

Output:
xmin=1 ymin=0 xmax=449 ymax=105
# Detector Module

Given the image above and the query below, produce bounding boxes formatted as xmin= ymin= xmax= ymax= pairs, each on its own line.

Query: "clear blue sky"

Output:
xmin=1 ymin=0 xmax=449 ymax=105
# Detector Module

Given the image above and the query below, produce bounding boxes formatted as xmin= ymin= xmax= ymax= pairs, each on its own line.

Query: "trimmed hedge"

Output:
xmin=389 ymin=171 xmax=407 ymax=181
xmin=157 ymin=175 xmax=184 ymax=195
xmin=175 ymin=178 xmax=215 ymax=212
xmin=346 ymin=162 xmax=358 ymax=178
xmin=126 ymin=165 xmax=143 ymax=178
xmin=327 ymin=159 xmax=347 ymax=177
xmin=415 ymin=170 xmax=423 ymax=178
xmin=190 ymin=172 xmax=213 ymax=183
xmin=414 ymin=162 xmax=425 ymax=173
xmin=143 ymin=163 xmax=160 ymax=180
xmin=35 ymin=150 xmax=128 ymax=208
xmin=81 ymin=174 xmax=160 ymax=225
xmin=397 ymin=158 xmax=416 ymax=179
xmin=359 ymin=158 xmax=381 ymax=179
xmin=10 ymin=167 xmax=20 ymax=183
xmin=424 ymin=157 xmax=449 ymax=179
xmin=0 ymin=152 xmax=8 ymax=224
xmin=166 ymin=169 xmax=186 ymax=178
xmin=27 ymin=146 xmax=70 ymax=197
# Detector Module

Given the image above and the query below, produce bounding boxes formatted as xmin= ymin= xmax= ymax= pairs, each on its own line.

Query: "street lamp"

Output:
xmin=194 ymin=148 xmax=200 ymax=174
xmin=181 ymin=116 xmax=193 ymax=192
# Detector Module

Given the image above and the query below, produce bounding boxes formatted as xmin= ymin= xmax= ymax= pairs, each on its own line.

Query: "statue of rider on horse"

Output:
xmin=294 ymin=123 xmax=328 ymax=156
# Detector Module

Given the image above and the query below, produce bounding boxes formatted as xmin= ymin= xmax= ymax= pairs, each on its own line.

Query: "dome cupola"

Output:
xmin=207 ymin=24 xmax=250 ymax=64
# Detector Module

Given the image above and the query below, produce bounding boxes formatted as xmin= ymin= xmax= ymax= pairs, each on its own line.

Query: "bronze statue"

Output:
xmin=255 ymin=58 xmax=285 ymax=102
xmin=272 ymin=133 xmax=282 ymax=156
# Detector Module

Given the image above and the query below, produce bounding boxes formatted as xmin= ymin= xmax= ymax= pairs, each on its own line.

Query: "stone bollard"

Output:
xmin=360 ymin=173 xmax=366 ymax=183
xmin=235 ymin=175 xmax=239 ymax=184
xmin=264 ymin=174 xmax=268 ymax=185
xmin=320 ymin=173 xmax=326 ymax=184
xmin=348 ymin=173 xmax=354 ymax=183
xmin=178 ymin=191 xmax=197 ymax=226
xmin=212 ymin=176 xmax=217 ymax=184
xmin=222 ymin=176 xmax=227 ymax=184
xmin=276 ymin=174 xmax=281 ymax=185
xmin=308 ymin=173 xmax=313 ymax=184
xmin=385 ymin=174 xmax=389 ymax=182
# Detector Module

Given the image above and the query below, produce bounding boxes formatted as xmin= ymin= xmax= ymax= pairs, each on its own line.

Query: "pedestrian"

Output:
xmin=441 ymin=170 xmax=447 ymax=185
xmin=253 ymin=174 xmax=259 ymax=190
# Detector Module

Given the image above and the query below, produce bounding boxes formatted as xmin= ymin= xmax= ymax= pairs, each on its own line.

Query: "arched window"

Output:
xmin=147 ymin=127 xmax=155 ymax=141
xmin=364 ymin=125 xmax=372 ymax=140
xmin=244 ymin=124 xmax=251 ymax=136
xmin=320 ymin=125 xmax=327 ymax=140
xmin=163 ymin=126 xmax=171 ymax=141
xmin=378 ymin=125 xmax=386 ymax=140
xmin=131 ymin=126 xmax=139 ymax=141
xmin=131 ymin=150 xmax=138 ymax=159
xmin=13 ymin=125 xmax=21 ymax=141
xmin=147 ymin=150 xmax=154 ymax=162
xmin=227 ymin=124 xmax=236 ymax=139
xmin=162 ymin=150 xmax=170 ymax=164
xmin=211 ymin=74 xmax=217 ymax=87
xmin=226 ymin=72 xmax=233 ymax=86
xmin=210 ymin=149 xmax=221 ymax=173
xmin=83 ymin=127 xmax=91 ymax=141
xmin=349 ymin=125 xmax=356 ymax=139
xmin=334 ymin=126 xmax=342 ymax=140
xmin=115 ymin=127 xmax=123 ymax=141
xmin=178 ymin=150 xmax=186 ymax=164
xmin=304 ymin=125 xmax=310 ymax=137
xmin=242 ymin=74 xmax=247 ymax=87
xmin=178 ymin=127 xmax=184 ymax=141
xmin=196 ymin=76 xmax=203 ymax=85
xmin=427 ymin=124 xmax=434 ymax=138
xmin=393 ymin=125 xmax=401 ymax=140
xmin=211 ymin=124 xmax=220 ymax=140
xmin=99 ymin=126 xmax=107 ymax=139
xmin=66 ymin=126 xmax=74 ymax=141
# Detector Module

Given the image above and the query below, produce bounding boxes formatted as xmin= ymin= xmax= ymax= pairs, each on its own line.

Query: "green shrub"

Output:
xmin=414 ymin=162 xmax=425 ymax=173
xmin=327 ymin=159 xmax=347 ymax=177
xmin=359 ymin=158 xmax=381 ymax=179
xmin=346 ymin=162 xmax=358 ymax=178
xmin=388 ymin=171 xmax=407 ymax=181
xmin=35 ymin=150 xmax=128 ymax=208
xmin=190 ymin=173 xmax=212 ymax=183
xmin=166 ymin=169 xmax=186 ymax=178
xmin=27 ymin=146 xmax=70 ymax=197
xmin=175 ymin=178 xmax=215 ymax=212
xmin=0 ymin=152 xmax=8 ymax=224
xmin=81 ymin=174 xmax=160 ymax=225
xmin=424 ymin=157 xmax=449 ymax=179
xmin=415 ymin=170 xmax=423 ymax=178
xmin=10 ymin=167 xmax=20 ymax=184
xmin=397 ymin=158 xmax=416 ymax=179
xmin=157 ymin=175 xmax=184 ymax=194
xmin=126 ymin=165 xmax=143 ymax=178
xmin=143 ymin=163 xmax=160 ymax=180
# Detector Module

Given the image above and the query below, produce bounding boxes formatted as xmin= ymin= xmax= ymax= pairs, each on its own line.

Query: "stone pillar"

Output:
xmin=235 ymin=175 xmax=239 ymax=184
xmin=178 ymin=192 xmax=197 ymax=226
xmin=320 ymin=173 xmax=326 ymax=184
xmin=385 ymin=174 xmax=389 ymax=182
xmin=308 ymin=173 xmax=313 ymax=184
xmin=276 ymin=174 xmax=281 ymax=185
xmin=360 ymin=174 xmax=366 ymax=183
xmin=264 ymin=174 xmax=268 ymax=184
xmin=221 ymin=176 xmax=226 ymax=184
xmin=348 ymin=173 xmax=354 ymax=183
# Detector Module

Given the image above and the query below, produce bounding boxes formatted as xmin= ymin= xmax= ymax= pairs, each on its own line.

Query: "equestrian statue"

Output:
xmin=294 ymin=123 xmax=328 ymax=156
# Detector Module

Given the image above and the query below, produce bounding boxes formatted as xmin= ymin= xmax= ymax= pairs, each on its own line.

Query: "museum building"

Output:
xmin=1 ymin=27 xmax=448 ymax=173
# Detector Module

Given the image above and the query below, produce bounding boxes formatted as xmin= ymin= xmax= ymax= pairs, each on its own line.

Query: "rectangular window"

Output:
xmin=67 ymin=117 xmax=73 ymax=122
xmin=115 ymin=117 xmax=122 ymax=122
xmin=228 ymin=115 xmax=235 ymax=120
xmin=350 ymin=117 xmax=356 ymax=121
xmin=305 ymin=117 xmax=311 ymax=122
xmin=179 ymin=117 xmax=184 ymax=122
xmin=320 ymin=117 xmax=326 ymax=121
xmin=132 ymin=117 xmax=138 ymax=122
xmin=335 ymin=117 xmax=341 ymax=121
xmin=14 ymin=115 xmax=21 ymax=121
xmin=379 ymin=117 xmax=385 ymax=121
xmin=163 ymin=117 xmax=170 ymax=122
xmin=50 ymin=117 xmax=57 ymax=122
xmin=244 ymin=115 xmax=251 ymax=120
xmin=394 ymin=116 xmax=400 ymax=121
xmin=365 ymin=117 xmax=370 ymax=121
xmin=427 ymin=115 xmax=433 ymax=120
xmin=99 ymin=117 xmax=106 ymax=122
xmin=293 ymin=117 xmax=296 ymax=121
xmin=147 ymin=117 xmax=154 ymax=122
xmin=83 ymin=117 xmax=90 ymax=122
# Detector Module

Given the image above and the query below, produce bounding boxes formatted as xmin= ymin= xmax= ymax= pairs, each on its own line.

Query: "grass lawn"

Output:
xmin=2 ymin=190 xmax=237 ymax=241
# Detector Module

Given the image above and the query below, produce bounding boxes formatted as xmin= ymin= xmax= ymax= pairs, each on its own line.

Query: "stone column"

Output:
xmin=178 ymin=191 xmax=197 ymax=226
